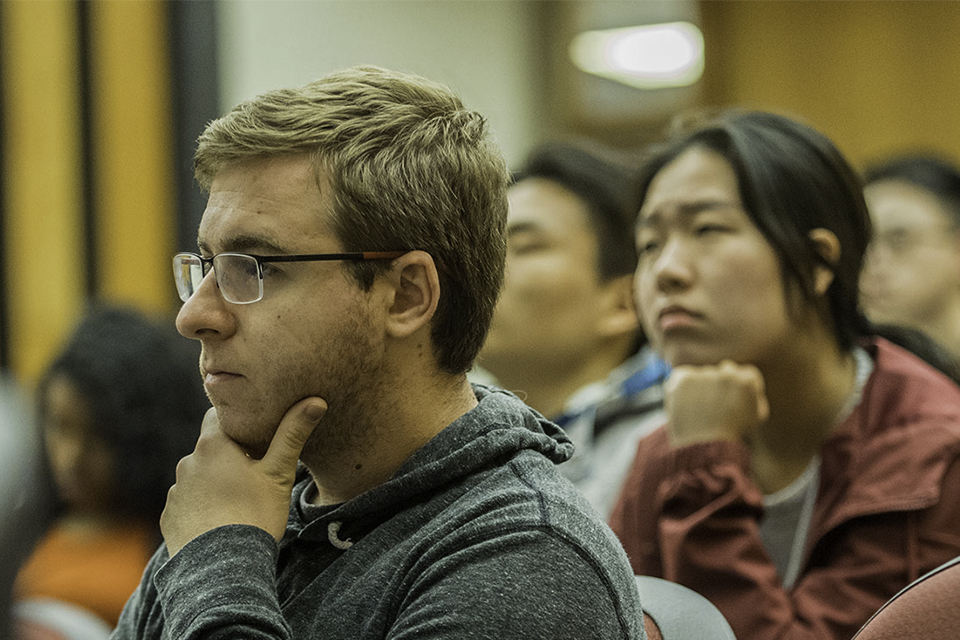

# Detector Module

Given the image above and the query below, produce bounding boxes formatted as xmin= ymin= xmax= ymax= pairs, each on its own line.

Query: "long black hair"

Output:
xmin=636 ymin=110 xmax=872 ymax=351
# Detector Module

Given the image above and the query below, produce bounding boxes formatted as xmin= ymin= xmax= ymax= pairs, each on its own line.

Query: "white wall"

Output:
xmin=215 ymin=0 xmax=543 ymax=166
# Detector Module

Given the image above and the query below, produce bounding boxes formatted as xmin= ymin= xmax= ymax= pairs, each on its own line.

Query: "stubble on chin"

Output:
xmin=210 ymin=403 xmax=277 ymax=459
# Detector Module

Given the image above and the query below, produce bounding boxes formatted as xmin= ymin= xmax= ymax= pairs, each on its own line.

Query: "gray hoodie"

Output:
xmin=112 ymin=385 xmax=645 ymax=639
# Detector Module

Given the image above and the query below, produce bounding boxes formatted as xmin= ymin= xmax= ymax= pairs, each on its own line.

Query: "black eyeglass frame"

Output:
xmin=173 ymin=250 xmax=407 ymax=304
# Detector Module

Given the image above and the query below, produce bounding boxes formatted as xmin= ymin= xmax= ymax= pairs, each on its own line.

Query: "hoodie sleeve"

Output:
xmin=384 ymin=526 xmax=643 ymax=640
xmin=111 ymin=525 xmax=289 ymax=640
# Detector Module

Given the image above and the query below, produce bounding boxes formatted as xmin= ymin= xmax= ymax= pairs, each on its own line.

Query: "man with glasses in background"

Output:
xmin=112 ymin=66 xmax=645 ymax=639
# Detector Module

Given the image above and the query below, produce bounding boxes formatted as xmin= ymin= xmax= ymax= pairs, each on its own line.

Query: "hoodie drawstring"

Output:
xmin=327 ymin=521 xmax=354 ymax=550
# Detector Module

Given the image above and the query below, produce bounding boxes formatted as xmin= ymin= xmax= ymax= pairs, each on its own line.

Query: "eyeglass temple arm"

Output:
xmin=257 ymin=251 xmax=408 ymax=264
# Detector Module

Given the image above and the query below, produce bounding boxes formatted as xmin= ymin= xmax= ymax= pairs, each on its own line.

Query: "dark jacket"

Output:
xmin=113 ymin=385 xmax=644 ymax=639
xmin=610 ymin=338 xmax=960 ymax=640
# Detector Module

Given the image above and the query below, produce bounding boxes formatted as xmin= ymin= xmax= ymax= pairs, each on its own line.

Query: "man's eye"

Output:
xmin=240 ymin=260 xmax=260 ymax=278
xmin=885 ymin=233 xmax=911 ymax=252
xmin=260 ymin=263 xmax=280 ymax=278
xmin=509 ymin=240 xmax=548 ymax=255
xmin=636 ymin=238 xmax=660 ymax=255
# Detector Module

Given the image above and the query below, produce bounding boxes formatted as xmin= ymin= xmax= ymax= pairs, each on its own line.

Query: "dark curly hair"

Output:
xmin=37 ymin=303 xmax=209 ymax=523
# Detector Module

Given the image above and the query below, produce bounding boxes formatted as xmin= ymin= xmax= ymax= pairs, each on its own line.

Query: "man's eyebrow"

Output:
xmin=637 ymin=199 xmax=740 ymax=228
xmin=197 ymin=234 xmax=289 ymax=256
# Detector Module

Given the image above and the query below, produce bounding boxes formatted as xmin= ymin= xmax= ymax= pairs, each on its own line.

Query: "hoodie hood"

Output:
xmin=288 ymin=384 xmax=573 ymax=545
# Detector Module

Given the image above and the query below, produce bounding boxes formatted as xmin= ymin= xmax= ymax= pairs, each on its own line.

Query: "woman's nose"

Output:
xmin=652 ymin=237 xmax=694 ymax=292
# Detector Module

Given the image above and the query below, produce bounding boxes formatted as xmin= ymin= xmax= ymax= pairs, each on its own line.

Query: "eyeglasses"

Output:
xmin=173 ymin=251 xmax=407 ymax=305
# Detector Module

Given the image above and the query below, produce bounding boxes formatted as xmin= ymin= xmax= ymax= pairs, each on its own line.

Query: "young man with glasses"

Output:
xmin=112 ymin=67 xmax=645 ymax=639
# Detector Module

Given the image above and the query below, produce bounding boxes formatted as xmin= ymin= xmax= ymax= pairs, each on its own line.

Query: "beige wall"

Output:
xmin=215 ymin=0 xmax=545 ymax=167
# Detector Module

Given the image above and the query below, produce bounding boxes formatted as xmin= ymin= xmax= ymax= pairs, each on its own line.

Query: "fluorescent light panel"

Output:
xmin=570 ymin=21 xmax=704 ymax=89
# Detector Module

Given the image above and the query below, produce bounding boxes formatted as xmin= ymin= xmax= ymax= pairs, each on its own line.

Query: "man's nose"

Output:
xmin=175 ymin=269 xmax=236 ymax=341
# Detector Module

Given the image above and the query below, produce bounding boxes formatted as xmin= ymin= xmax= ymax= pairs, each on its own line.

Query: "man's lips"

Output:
xmin=201 ymin=366 xmax=242 ymax=386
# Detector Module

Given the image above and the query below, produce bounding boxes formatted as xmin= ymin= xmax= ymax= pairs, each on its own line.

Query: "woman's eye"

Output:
xmin=694 ymin=223 xmax=731 ymax=237
xmin=695 ymin=224 xmax=722 ymax=234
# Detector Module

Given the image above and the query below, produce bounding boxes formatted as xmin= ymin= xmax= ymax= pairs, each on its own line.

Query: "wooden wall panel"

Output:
xmin=0 ymin=0 xmax=86 ymax=384
xmin=0 ymin=0 xmax=181 ymax=385
xmin=699 ymin=0 xmax=960 ymax=167
xmin=88 ymin=0 xmax=176 ymax=311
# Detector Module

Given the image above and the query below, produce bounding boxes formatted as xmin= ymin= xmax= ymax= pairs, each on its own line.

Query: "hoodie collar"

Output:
xmin=288 ymin=384 xmax=571 ymax=544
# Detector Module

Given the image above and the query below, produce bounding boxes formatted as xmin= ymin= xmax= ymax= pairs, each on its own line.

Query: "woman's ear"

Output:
xmin=383 ymin=250 xmax=441 ymax=339
xmin=808 ymin=228 xmax=841 ymax=296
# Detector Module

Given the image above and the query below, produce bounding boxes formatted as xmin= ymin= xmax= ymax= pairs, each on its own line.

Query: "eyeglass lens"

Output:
xmin=174 ymin=254 xmax=203 ymax=302
xmin=215 ymin=254 xmax=262 ymax=303
xmin=173 ymin=253 xmax=263 ymax=304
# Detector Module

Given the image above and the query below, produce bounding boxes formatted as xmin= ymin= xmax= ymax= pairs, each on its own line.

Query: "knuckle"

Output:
xmin=175 ymin=454 xmax=194 ymax=479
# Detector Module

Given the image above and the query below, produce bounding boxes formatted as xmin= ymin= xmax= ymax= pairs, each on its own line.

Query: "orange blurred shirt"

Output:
xmin=15 ymin=521 xmax=155 ymax=628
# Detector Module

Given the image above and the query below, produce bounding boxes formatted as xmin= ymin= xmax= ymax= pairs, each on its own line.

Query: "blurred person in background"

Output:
xmin=0 ymin=378 xmax=54 ymax=640
xmin=610 ymin=111 xmax=960 ymax=640
xmin=13 ymin=304 xmax=208 ymax=636
xmin=475 ymin=141 xmax=667 ymax=518
xmin=859 ymin=154 xmax=960 ymax=363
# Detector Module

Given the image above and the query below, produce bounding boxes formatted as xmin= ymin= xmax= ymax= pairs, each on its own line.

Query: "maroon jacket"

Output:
xmin=609 ymin=338 xmax=960 ymax=640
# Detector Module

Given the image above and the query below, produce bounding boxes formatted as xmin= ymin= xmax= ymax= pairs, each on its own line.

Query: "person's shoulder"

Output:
xmin=870 ymin=337 xmax=960 ymax=385
xmin=864 ymin=337 xmax=960 ymax=427
xmin=452 ymin=446 xmax=626 ymax=552
xmin=451 ymin=457 xmax=645 ymax=636
xmin=831 ymin=338 xmax=960 ymax=505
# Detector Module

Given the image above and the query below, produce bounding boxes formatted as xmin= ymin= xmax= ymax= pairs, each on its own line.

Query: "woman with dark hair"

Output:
xmin=14 ymin=304 xmax=209 ymax=634
xmin=0 ymin=379 xmax=53 ymax=640
xmin=860 ymin=154 xmax=960 ymax=362
xmin=609 ymin=111 xmax=960 ymax=640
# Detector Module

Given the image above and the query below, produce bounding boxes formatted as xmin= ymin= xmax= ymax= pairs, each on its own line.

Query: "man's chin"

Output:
xmin=214 ymin=408 xmax=274 ymax=459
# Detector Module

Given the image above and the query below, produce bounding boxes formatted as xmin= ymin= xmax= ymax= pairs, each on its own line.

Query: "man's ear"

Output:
xmin=382 ymin=250 xmax=441 ymax=339
xmin=597 ymin=273 xmax=641 ymax=339
xmin=809 ymin=228 xmax=841 ymax=296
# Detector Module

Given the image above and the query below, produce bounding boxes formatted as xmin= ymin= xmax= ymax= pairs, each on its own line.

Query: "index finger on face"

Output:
xmin=261 ymin=396 xmax=328 ymax=472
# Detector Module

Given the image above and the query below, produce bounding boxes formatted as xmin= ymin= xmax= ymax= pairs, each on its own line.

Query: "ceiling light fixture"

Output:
xmin=569 ymin=21 xmax=704 ymax=89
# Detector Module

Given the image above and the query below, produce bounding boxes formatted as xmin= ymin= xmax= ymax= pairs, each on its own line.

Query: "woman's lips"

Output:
xmin=657 ymin=306 xmax=701 ymax=331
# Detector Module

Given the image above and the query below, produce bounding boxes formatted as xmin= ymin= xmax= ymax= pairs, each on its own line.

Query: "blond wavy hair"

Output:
xmin=195 ymin=66 xmax=509 ymax=374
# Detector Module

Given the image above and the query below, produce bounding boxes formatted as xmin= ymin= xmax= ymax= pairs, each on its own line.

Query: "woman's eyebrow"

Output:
xmin=638 ymin=199 xmax=741 ymax=227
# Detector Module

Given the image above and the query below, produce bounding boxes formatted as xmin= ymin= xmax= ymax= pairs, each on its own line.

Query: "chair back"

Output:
xmin=853 ymin=556 xmax=960 ymax=640
xmin=636 ymin=575 xmax=737 ymax=640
